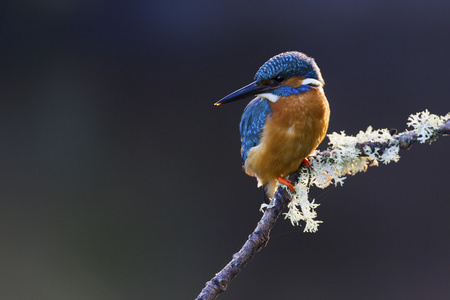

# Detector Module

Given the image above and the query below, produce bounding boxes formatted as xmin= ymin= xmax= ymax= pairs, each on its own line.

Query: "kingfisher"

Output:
xmin=215 ymin=51 xmax=330 ymax=198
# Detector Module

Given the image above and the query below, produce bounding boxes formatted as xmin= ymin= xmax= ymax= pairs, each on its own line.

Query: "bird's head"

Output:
xmin=215 ymin=51 xmax=324 ymax=106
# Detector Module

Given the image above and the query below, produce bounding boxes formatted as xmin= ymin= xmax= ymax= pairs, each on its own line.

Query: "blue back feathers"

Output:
xmin=254 ymin=51 xmax=323 ymax=84
xmin=239 ymin=97 xmax=271 ymax=163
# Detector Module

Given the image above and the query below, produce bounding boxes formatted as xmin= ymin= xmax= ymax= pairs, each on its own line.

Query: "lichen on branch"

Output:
xmin=271 ymin=110 xmax=450 ymax=232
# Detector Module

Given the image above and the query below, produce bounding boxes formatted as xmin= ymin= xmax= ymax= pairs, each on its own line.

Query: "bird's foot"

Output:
xmin=302 ymin=158 xmax=312 ymax=187
xmin=277 ymin=176 xmax=295 ymax=192
xmin=302 ymin=158 xmax=311 ymax=168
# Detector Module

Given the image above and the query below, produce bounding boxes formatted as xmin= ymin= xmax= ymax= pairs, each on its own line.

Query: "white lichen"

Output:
xmin=407 ymin=110 xmax=449 ymax=144
xmin=282 ymin=168 xmax=323 ymax=232
xmin=279 ymin=110 xmax=449 ymax=232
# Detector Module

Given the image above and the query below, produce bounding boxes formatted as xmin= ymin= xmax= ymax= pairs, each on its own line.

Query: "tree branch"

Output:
xmin=195 ymin=116 xmax=449 ymax=300
xmin=195 ymin=172 xmax=300 ymax=300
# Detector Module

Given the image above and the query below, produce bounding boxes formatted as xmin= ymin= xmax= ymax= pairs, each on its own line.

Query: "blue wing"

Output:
xmin=239 ymin=97 xmax=272 ymax=164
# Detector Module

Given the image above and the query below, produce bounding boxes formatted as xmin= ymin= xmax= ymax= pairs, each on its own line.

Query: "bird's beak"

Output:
xmin=214 ymin=82 xmax=272 ymax=106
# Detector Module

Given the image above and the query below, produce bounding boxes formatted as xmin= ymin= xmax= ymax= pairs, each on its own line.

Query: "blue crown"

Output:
xmin=254 ymin=51 xmax=323 ymax=84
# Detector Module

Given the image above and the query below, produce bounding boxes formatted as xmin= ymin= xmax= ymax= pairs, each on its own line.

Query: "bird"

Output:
xmin=215 ymin=51 xmax=330 ymax=198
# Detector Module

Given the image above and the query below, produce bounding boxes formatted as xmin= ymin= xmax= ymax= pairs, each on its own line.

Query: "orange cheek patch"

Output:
xmin=283 ymin=76 xmax=305 ymax=88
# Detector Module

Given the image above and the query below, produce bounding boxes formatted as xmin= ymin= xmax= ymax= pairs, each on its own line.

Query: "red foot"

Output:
xmin=277 ymin=176 xmax=295 ymax=192
xmin=302 ymin=158 xmax=311 ymax=168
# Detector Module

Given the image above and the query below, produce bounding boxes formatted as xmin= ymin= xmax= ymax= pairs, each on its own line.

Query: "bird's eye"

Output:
xmin=275 ymin=75 xmax=285 ymax=82
xmin=265 ymin=75 xmax=285 ymax=86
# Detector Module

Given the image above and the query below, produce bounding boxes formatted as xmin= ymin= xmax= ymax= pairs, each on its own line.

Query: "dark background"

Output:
xmin=1 ymin=1 xmax=449 ymax=299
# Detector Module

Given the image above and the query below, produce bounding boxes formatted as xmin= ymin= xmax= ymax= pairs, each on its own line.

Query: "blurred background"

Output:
xmin=1 ymin=1 xmax=449 ymax=299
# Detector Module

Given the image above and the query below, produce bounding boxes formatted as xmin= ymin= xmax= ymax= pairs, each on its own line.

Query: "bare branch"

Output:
xmin=195 ymin=173 xmax=299 ymax=300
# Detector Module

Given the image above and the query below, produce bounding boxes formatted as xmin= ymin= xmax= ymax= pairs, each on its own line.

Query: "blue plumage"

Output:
xmin=254 ymin=51 xmax=323 ymax=84
xmin=272 ymin=84 xmax=312 ymax=97
xmin=239 ymin=97 xmax=272 ymax=163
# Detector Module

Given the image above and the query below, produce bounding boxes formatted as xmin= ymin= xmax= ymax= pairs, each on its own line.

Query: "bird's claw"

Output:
xmin=302 ymin=158 xmax=311 ymax=168
xmin=277 ymin=176 xmax=295 ymax=192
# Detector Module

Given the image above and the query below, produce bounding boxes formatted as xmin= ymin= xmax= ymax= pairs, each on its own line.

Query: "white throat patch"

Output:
xmin=258 ymin=93 xmax=280 ymax=103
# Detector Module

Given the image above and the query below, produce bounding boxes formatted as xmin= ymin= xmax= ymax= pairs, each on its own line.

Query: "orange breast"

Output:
xmin=243 ymin=88 xmax=330 ymax=193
